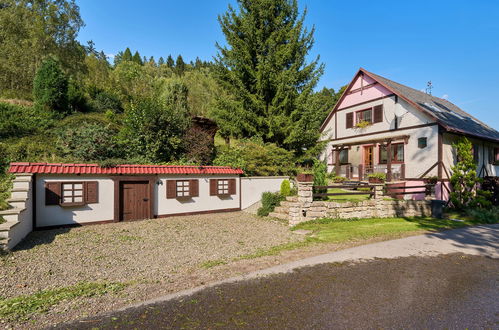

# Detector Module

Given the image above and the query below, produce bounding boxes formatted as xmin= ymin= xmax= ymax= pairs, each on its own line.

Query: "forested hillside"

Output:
xmin=0 ymin=0 xmax=344 ymax=209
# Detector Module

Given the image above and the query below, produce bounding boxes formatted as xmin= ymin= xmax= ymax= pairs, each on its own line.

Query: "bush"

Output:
xmin=214 ymin=139 xmax=296 ymax=176
xmin=328 ymin=175 xmax=347 ymax=183
xmin=183 ymin=125 xmax=215 ymax=165
xmin=33 ymin=57 xmax=69 ymax=114
xmin=90 ymin=91 xmax=123 ymax=113
xmin=312 ymin=160 xmax=328 ymax=200
xmin=482 ymin=177 xmax=499 ymax=206
xmin=0 ymin=103 xmax=55 ymax=139
xmin=280 ymin=180 xmax=291 ymax=196
xmin=67 ymin=79 xmax=88 ymax=113
xmin=450 ymin=137 xmax=481 ymax=210
xmin=257 ymin=192 xmax=285 ymax=217
xmin=367 ymin=173 xmax=386 ymax=181
xmin=465 ymin=207 xmax=499 ymax=224
xmin=57 ymin=122 xmax=122 ymax=161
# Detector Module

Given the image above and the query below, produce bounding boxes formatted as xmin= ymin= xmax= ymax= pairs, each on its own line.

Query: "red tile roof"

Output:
xmin=8 ymin=162 xmax=244 ymax=175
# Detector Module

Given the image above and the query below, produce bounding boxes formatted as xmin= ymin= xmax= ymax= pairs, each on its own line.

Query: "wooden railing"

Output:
xmin=333 ymin=164 xmax=406 ymax=181
xmin=384 ymin=184 xmax=435 ymax=198
xmin=313 ymin=185 xmax=375 ymax=198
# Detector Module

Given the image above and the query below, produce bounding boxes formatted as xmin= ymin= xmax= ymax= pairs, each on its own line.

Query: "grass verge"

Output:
xmin=0 ymin=281 xmax=128 ymax=321
xmin=324 ymin=188 xmax=371 ymax=203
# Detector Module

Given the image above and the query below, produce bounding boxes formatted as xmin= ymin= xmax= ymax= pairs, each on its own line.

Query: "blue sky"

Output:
xmin=76 ymin=0 xmax=499 ymax=130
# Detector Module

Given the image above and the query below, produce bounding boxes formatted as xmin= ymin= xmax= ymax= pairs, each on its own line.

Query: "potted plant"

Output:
xmin=424 ymin=176 xmax=438 ymax=184
xmin=368 ymin=173 xmax=386 ymax=184
xmin=296 ymin=173 xmax=314 ymax=182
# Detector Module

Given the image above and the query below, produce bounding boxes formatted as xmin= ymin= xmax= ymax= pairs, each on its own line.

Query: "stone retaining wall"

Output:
xmin=270 ymin=178 xmax=433 ymax=226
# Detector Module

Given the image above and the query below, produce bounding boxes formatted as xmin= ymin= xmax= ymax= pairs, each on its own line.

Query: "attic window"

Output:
xmin=418 ymin=137 xmax=427 ymax=149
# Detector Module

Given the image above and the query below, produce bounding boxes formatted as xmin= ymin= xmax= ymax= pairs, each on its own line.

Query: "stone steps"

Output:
xmin=273 ymin=206 xmax=289 ymax=214
xmin=268 ymin=212 xmax=289 ymax=220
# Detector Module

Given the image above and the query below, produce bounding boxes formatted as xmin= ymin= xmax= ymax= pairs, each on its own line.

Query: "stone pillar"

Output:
xmin=372 ymin=184 xmax=385 ymax=199
xmin=293 ymin=174 xmax=314 ymax=224
xmin=297 ymin=181 xmax=313 ymax=206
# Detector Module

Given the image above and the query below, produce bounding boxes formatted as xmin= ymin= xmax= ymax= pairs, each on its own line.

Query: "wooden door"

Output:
xmin=364 ymin=146 xmax=373 ymax=167
xmin=120 ymin=181 xmax=150 ymax=221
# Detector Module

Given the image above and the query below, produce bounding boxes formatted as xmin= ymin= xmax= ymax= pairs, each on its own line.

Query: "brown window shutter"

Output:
xmin=84 ymin=181 xmax=99 ymax=204
xmin=228 ymin=179 xmax=236 ymax=195
xmin=189 ymin=180 xmax=199 ymax=197
xmin=346 ymin=112 xmax=353 ymax=129
xmin=210 ymin=179 xmax=217 ymax=196
xmin=166 ymin=180 xmax=176 ymax=199
xmin=373 ymin=105 xmax=383 ymax=123
xmin=45 ymin=182 xmax=61 ymax=205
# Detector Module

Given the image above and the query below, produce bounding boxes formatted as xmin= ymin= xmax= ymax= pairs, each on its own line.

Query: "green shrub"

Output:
xmin=367 ymin=173 xmax=386 ymax=181
xmin=328 ymin=175 xmax=347 ymax=183
xmin=0 ymin=103 xmax=55 ymax=139
xmin=482 ymin=177 xmax=499 ymax=206
xmin=280 ymin=180 xmax=291 ymax=196
xmin=313 ymin=160 xmax=327 ymax=200
xmin=33 ymin=57 xmax=69 ymax=114
xmin=465 ymin=207 xmax=499 ymax=224
xmin=257 ymin=192 xmax=285 ymax=217
xmin=57 ymin=122 xmax=122 ymax=161
xmin=90 ymin=91 xmax=123 ymax=113
xmin=67 ymin=79 xmax=88 ymax=113
xmin=214 ymin=139 xmax=296 ymax=176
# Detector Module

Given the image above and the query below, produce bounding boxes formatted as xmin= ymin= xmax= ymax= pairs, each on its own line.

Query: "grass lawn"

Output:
xmin=323 ymin=188 xmax=371 ymax=203
xmin=292 ymin=216 xmax=478 ymax=244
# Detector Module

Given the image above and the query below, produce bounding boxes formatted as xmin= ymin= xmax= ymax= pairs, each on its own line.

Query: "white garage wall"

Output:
xmin=241 ymin=176 xmax=289 ymax=209
xmin=36 ymin=175 xmax=115 ymax=227
xmin=156 ymin=175 xmax=241 ymax=216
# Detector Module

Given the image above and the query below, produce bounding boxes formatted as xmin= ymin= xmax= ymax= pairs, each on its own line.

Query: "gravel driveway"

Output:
xmin=0 ymin=212 xmax=301 ymax=328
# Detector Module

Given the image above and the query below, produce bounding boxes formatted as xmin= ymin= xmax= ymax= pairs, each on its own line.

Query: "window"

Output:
xmin=356 ymin=108 xmax=372 ymax=124
xmin=167 ymin=180 xmax=199 ymax=199
xmin=176 ymin=180 xmax=190 ymax=197
xmin=490 ymin=147 xmax=499 ymax=165
xmin=379 ymin=143 xmax=404 ymax=164
xmin=418 ymin=137 xmax=427 ymax=149
xmin=217 ymin=180 xmax=230 ymax=195
xmin=62 ymin=182 xmax=84 ymax=205
xmin=473 ymin=144 xmax=479 ymax=163
xmin=210 ymin=179 xmax=236 ymax=196
xmin=45 ymin=181 xmax=98 ymax=206
xmin=339 ymin=149 xmax=349 ymax=164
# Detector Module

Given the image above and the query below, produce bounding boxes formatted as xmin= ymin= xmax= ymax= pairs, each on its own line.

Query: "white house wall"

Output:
xmin=156 ymin=175 xmax=240 ymax=216
xmin=36 ymin=175 xmax=115 ymax=227
xmin=321 ymin=95 xmax=435 ymax=142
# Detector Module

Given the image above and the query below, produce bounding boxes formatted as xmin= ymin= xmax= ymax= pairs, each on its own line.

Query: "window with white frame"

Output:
xmin=176 ymin=180 xmax=190 ymax=197
xmin=217 ymin=179 xmax=229 ymax=195
xmin=61 ymin=182 xmax=84 ymax=205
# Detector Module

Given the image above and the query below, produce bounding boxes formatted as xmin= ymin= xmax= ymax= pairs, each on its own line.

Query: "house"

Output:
xmin=1 ymin=162 xmax=288 ymax=250
xmin=319 ymin=68 xmax=499 ymax=200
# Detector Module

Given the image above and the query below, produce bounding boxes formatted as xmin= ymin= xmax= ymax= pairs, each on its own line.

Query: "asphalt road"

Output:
xmin=53 ymin=225 xmax=499 ymax=329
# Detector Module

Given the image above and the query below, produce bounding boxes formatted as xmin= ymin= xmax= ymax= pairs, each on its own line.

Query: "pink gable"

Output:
xmin=338 ymin=74 xmax=392 ymax=109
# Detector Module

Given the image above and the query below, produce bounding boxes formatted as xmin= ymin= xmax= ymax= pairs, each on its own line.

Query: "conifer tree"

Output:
xmin=33 ymin=56 xmax=69 ymax=114
xmin=166 ymin=55 xmax=174 ymax=68
xmin=175 ymin=55 xmax=186 ymax=76
xmin=132 ymin=51 xmax=143 ymax=65
xmin=214 ymin=0 xmax=324 ymax=154
xmin=158 ymin=57 xmax=165 ymax=66
xmin=122 ymin=48 xmax=133 ymax=62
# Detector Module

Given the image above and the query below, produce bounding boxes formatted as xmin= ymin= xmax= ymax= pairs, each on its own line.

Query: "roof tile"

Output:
xmin=8 ymin=163 xmax=244 ymax=175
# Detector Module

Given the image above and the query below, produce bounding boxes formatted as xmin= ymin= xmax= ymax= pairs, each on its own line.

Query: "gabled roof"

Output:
xmin=321 ymin=68 xmax=499 ymax=142
xmin=8 ymin=163 xmax=244 ymax=175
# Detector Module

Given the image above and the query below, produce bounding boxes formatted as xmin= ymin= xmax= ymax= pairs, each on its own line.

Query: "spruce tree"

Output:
xmin=132 ymin=51 xmax=143 ymax=65
xmin=158 ymin=57 xmax=165 ymax=66
xmin=166 ymin=55 xmax=174 ymax=68
xmin=122 ymin=48 xmax=133 ymax=62
xmin=33 ymin=56 xmax=69 ymax=114
xmin=175 ymin=55 xmax=185 ymax=76
xmin=214 ymin=0 xmax=324 ymax=153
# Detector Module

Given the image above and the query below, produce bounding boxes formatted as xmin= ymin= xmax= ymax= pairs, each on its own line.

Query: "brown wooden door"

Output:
xmin=364 ymin=146 xmax=373 ymax=167
xmin=120 ymin=181 xmax=150 ymax=221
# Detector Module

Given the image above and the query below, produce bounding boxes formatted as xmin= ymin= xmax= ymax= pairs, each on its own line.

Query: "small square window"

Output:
xmin=60 ymin=182 xmax=85 ymax=205
xmin=418 ymin=137 xmax=427 ymax=149
xmin=217 ymin=180 xmax=229 ymax=195
xmin=176 ymin=180 xmax=190 ymax=197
